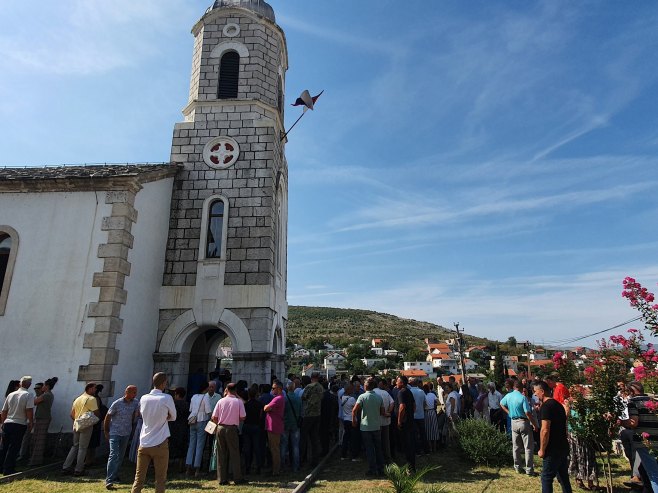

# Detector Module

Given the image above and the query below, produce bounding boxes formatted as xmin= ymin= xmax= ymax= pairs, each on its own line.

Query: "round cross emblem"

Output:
xmin=203 ymin=137 xmax=239 ymax=168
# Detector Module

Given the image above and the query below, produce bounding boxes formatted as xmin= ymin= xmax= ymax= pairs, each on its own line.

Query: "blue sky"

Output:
xmin=1 ymin=1 xmax=657 ymax=348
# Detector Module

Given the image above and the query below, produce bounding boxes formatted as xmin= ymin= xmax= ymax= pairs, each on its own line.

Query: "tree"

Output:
xmin=469 ymin=349 xmax=488 ymax=368
xmin=506 ymin=336 xmax=517 ymax=348
xmin=405 ymin=348 xmax=426 ymax=363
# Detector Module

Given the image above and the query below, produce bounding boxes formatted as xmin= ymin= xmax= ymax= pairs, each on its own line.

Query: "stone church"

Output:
xmin=0 ymin=0 xmax=288 ymax=430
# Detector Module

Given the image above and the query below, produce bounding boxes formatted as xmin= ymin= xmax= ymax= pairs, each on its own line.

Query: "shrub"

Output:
xmin=385 ymin=463 xmax=444 ymax=493
xmin=455 ymin=418 xmax=513 ymax=466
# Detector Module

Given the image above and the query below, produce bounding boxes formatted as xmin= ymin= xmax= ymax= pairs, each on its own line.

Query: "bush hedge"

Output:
xmin=455 ymin=418 xmax=513 ymax=466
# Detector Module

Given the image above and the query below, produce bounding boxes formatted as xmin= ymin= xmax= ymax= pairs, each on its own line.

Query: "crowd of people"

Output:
xmin=0 ymin=369 xmax=656 ymax=493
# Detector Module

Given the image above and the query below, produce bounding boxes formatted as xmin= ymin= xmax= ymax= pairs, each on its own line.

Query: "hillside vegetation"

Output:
xmin=287 ymin=305 xmax=493 ymax=348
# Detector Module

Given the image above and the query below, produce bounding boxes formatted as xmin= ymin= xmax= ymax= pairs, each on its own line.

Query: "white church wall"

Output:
xmin=0 ymin=191 xmax=109 ymax=431
xmin=113 ymin=178 xmax=174 ymax=399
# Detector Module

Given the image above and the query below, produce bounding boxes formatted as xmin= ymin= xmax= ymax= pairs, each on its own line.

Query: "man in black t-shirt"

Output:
xmin=396 ymin=376 xmax=416 ymax=472
xmin=533 ymin=380 xmax=572 ymax=493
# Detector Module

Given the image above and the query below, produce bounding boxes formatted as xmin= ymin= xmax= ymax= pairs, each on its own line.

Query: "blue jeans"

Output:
xmin=635 ymin=445 xmax=658 ymax=492
xmin=186 ymin=420 xmax=208 ymax=468
xmin=541 ymin=452 xmax=572 ymax=493
xmin=106 ymin=434 xmax=130 ymax=485
xmin=280 ymin=428 xmax=300 ymax=472
xmin=361 ymin=429 xmax=384 ymax=474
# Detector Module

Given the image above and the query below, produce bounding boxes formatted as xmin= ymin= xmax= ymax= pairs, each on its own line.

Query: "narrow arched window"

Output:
xmin=218 ymin=51 xmax=240 ymax=99
xmin=206 ymin=200 xmax=225 ymax=258
xmin=0 ymin=227 xmax=18 ymax=315
xmin=277 ymin=75 xmax=284 ymax=117
xmin=0 ymin=234 xmax=11 ymax=293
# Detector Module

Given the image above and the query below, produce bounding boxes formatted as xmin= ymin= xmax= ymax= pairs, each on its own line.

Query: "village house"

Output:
xmin=403 ymin=360 xmax=433 ymax=375
xmin=362 ymin=357 xmax=386 ymax=368
xmin=427 ymin=353 xmax=458 ymax=374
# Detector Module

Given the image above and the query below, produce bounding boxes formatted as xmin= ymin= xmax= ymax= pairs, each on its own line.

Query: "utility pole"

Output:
xmin=453 ymin=322 xmax=468 ymax=384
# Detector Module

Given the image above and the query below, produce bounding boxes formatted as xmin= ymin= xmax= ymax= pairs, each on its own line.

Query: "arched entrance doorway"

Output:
xmin=154 ymin=308 xmax=253 ymax=390
xmin=188 ymin=326 xmax=232 ymax=379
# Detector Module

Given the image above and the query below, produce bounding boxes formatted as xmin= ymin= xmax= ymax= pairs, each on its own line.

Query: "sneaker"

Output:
xmin=351 ymin=458 xmax=361 ymax=462
xmin=526 ymin=471 xmax=536 ymax=477
xmin=73 ymin=470 xmax=87 ymax=477
xmin=105 ymin=484 xmax=116 ymax=491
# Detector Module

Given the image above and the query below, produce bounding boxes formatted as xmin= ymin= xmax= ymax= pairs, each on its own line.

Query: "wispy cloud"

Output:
xmin=0 ymin=1 xmax=194 ymax=75
xmin=332 ymin=181 xmax=657 ymax=233
xmin=277 ymin=13 xmax=406 ymax=58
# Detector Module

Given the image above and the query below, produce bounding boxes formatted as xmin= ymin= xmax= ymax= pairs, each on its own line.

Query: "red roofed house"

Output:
xmin=401 ymin=369 xmax=428 ymax=378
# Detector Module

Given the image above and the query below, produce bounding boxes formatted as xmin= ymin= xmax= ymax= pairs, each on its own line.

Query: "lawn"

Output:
xmin=311 ymin=452 xmax=634 ymax=493
xmin=0 ymin=451 xmax=636 ymax=492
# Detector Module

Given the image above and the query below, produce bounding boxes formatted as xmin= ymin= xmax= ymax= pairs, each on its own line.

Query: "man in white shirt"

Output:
xmin=131 ymin=373 xmax=176 ymax=493
xmin=339 ymin=382 xmax=357 ymax=460
xmin=0 ymin=376 xmax=34 ymax=475
xmin=487 ymin=382 xmax=504 ymax=432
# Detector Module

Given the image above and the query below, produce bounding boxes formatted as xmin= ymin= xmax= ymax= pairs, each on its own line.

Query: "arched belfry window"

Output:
xmin=206 ymin=200 xmax=225 ymax=258
xmin=0 ymin=227 xmax=18 ymax=315
xmin=218 ymin=51 xmax=240 ymax=99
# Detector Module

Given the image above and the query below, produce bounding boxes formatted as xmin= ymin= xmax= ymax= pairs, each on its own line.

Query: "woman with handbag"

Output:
xmin=62 ymin=383 xmax=100 ymax=476
xmin=185 ymin=381 xmax=211 ymax=476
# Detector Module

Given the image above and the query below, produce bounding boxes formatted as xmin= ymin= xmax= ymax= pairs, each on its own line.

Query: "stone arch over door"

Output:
xmin=155 ymin=308 xmax=252 ymax=388
xmin=159 ymin=308 xmax=252 ymax=355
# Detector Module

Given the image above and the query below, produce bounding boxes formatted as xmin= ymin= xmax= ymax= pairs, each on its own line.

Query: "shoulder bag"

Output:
xmin=73 ymin=397 xmax=100 ymax=432
xmin=204 ymin=420 xmax=218 ymax=435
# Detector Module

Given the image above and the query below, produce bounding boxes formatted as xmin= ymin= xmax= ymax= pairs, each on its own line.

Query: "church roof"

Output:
xmin=0 ymin=163 xmax=179 ymax=192
xmin=209 ymin=0 xmax=275 ymax=22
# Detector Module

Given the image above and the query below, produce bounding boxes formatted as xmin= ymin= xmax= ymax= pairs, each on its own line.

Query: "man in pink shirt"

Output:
xmin=211 ymin=383 xmax=246 ymax=485
xmin=264 ymin=380 xmax=285 ymax=476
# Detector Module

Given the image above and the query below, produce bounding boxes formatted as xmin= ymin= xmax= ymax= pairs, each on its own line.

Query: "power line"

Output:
xmin=541 ymin=316 xmax=643 ymax=347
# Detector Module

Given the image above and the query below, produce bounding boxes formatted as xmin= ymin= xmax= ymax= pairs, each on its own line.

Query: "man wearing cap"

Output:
xmin=501 ymin=380 xmax=538 ymax=476
xmin=211 ymin=382 xmax=246 ymax=485
xmin=131 ymin=373 xmax=176 ymax=493
xmin=0 ymin=376 xmax=34 ymax=475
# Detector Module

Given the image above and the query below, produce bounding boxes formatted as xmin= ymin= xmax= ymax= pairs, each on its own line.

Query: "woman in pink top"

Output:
xmin=263 ymin=380 xmax=285 ymax=475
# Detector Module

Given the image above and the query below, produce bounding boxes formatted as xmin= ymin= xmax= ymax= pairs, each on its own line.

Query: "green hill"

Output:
xmin=287 ymin=305 xmax=493 ymax=350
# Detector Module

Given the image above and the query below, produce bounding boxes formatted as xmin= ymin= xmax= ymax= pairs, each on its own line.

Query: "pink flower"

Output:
xmin=644 ymin=401 xmax=658 ymax=412
xmin=634 ymin=366 xmax=647 ymax=379
xmin=642 ymin=432 xmax=651 ymax=439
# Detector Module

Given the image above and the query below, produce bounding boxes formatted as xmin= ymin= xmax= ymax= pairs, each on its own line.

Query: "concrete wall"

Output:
xmin=0 ymin=191 xmax=108 ymax=430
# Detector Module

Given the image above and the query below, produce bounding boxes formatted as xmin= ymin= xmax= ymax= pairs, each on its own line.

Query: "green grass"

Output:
xmin=0 ymin=464 xmax=307 ymax=492
xmin=0 ymin=451 xmax=635 ymax=492
xmin=312 ymin=451 xmax=633 ymax=493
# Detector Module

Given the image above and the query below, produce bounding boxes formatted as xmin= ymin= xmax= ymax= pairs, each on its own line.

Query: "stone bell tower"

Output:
xmin=154 ymin=0 xmax=288 ymax=386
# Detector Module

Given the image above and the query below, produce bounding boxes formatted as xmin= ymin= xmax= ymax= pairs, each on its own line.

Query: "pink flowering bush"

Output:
xmin=622 ymin=277 xmax=658 ymax=333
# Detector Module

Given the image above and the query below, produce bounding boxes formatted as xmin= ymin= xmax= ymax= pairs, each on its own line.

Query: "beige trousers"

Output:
xmin=131 ymin=440 xmax=169 ymax=493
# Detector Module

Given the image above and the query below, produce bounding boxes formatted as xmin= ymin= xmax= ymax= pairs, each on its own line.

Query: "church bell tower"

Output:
xmin=155 ymin=0 xmax=288 ymax=385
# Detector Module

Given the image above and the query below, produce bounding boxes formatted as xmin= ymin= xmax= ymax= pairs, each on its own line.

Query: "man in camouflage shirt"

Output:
xmin=301 ymin=373 xmax=323 ymax=466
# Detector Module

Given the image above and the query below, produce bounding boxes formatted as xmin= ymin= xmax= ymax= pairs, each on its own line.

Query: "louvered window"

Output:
xmin=218 ymin=51 xmax=240 ymax=99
